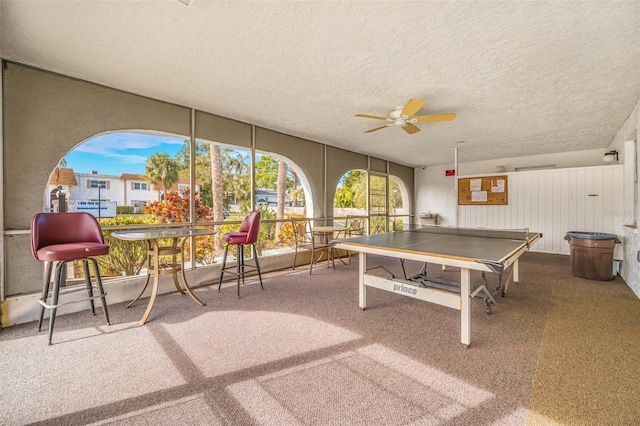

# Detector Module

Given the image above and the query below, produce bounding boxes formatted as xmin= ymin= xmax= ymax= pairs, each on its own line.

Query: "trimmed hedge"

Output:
xmin=116 ymin=205 xmax=135 ymax=215
xmin=98 ymin=216 xmax=159 ymax=276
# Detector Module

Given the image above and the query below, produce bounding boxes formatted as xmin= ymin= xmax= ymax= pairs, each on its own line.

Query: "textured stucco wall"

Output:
xmin=389 ymin=162 xmax=414 ymax=215
xmin=2 ymin=63 xmax=191 ymax=296
xmin=3 ymin=63 xmax=397 ymax=301
xmin=3 ymin=63 xmax=191 ymax=230
xmin=325 ymin=146 xmax=368 ymax=218
xmin=255 ymin=127 xmax=325 ymax=219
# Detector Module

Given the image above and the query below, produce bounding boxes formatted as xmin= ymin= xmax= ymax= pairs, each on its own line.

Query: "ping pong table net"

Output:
xmin=405 ymin=227 xmax=534 ymax=248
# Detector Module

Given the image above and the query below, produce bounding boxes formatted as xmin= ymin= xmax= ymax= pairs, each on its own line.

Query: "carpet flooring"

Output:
xmin=1 ymin=252 xmax=639 ymax=425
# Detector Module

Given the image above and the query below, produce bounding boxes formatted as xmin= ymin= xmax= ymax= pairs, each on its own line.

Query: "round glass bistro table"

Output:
xmin=111 ymin=228 xmax=215 ymax=324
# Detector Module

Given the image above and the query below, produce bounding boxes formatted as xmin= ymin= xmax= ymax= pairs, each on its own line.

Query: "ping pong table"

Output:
xmin=332 ymin=226 xmax=541 ymax=348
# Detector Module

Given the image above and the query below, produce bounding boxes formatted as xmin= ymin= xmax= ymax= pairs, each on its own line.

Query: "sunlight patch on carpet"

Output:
xmin=227 ymin=343 xmax=494 ymax=425
xmin=164 ymin=310 xmax=361 ymax=378
xmin=0 ymin=324 xmax=186 ymax=425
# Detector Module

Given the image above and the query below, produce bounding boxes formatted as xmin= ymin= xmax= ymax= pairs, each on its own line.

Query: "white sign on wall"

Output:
xmin=68 ymin=200 xmax=117 ymax=218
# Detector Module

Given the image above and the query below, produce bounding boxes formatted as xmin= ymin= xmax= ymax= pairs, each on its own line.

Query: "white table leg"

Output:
xmin=359 ymin=252 xmax=367 ymax=310
xmin=513 ymin=259 xmax=520 ymax=283
xmin=460 ymin=267 xmax=471 ymax=348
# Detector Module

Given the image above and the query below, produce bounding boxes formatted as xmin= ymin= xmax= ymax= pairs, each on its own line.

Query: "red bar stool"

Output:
xmin=30 ymin=212 xmax=111 ymax=345
xmin=218 ymin=211 xmax=264 ymax=297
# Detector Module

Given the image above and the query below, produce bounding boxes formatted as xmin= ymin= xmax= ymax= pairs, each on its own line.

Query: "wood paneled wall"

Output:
xmin=458 ymin=165 xmax=624 ymax=254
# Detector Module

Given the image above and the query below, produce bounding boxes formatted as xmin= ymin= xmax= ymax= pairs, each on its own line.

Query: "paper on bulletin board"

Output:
xmin=471 ymin=191 xmax=488 ymax=202
xmin=458 ymin=175 xmax=508 ymax=205
xmin=470 ymin=179 xmax=482 ymax=191
xmin=491 ymin=179 xmax=505 ymax=193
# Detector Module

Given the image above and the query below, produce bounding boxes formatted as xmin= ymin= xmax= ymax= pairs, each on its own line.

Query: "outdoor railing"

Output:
xmin=87 ymin=214 xmax=413 ymax=282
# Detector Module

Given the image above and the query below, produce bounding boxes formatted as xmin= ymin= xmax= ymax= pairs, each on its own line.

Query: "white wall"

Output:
xmin=416 ymin=101 xmax=640 ymax=297
xmin=0 ymin=9 xmax=4 ymax=303
xmin=457 ymin=165 xmax=623 ymax=254
xmin=415 ymin=148 xmax=609 ymax=227
xmin=607 ymin=101 xmax=639 ymax=296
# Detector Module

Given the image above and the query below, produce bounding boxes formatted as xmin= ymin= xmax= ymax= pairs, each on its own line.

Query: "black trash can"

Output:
xmin=564 ymin=232 xmax=620 ymax=281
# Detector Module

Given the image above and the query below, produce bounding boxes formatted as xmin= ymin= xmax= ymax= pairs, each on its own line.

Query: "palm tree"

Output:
xmin=289 ymin=169 xmax=298 ymax=207
xmin=145 ymin=153 xmax=179 ymax=201
xmin=222 ymin=148 xmax=250 ymax=206
xmin=275 ymin=160 xmax=287 ymax=242
xmin=210 ymin=145 xmax=225 ymax=250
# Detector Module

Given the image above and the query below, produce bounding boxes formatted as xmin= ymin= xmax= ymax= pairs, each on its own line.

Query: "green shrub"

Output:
xmin=98 ymin=216 xmax=159 ymax=276
xmin=116 ymin=205 xmax=135 ymax=215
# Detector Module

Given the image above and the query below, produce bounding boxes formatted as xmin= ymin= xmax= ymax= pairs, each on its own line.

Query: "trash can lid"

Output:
xmin=566 ymin=231 xmax=618 ymax=240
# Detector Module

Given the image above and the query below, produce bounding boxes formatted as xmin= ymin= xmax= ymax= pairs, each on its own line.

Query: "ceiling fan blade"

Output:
xmin=415 ymin=113 xmax=457 ymax=123
xmin=401 ymin=99 xmax=425 ymax=118
xmin=363 ymin=125 xmax=391 ymax=133
xmin=355 ymin=114 xmax=390 ymax=121
xmin=402 ymin=123 xmax=421 ymax=134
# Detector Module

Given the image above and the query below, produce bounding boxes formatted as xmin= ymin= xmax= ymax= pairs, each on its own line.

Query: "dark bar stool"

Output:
xmin=218 ymin=211 xmax=264 ymax=297
xmin=30 ymin=212 xmax=111 ymax=345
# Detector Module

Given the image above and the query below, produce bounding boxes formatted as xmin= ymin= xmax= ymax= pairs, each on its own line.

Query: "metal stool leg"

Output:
xmin=90 ymin=258 xmax=111 ymax=326
xmin=218 ymin=244 xmax=229 ymax=292
xmin=47 ymin=261 xmax=66 ymax=345
xmin=83 ymin=260 xmax=96 ymax=315
xmin=252 ymin=244 xmax=264 ymax=290
xmin=38 ymin=262 xmax=54 ymax=332
xmin=236 ymin=244 xmax=243 ymax=298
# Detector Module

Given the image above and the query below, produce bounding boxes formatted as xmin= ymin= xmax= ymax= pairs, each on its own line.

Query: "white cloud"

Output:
xmin=75 ymin=133 xmax=185 ymax=154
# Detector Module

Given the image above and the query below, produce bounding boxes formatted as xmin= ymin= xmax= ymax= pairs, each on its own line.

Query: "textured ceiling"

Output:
xmin=1 ymin=0 xmax=639 ymax=167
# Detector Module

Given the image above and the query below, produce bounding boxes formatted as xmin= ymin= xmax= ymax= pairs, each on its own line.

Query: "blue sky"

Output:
xmin=64 ymin=132 xmax=187 ymax=176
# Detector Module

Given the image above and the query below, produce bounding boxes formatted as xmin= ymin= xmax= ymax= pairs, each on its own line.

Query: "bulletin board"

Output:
xmin=457 ymin=175 xmax=508 ymax=205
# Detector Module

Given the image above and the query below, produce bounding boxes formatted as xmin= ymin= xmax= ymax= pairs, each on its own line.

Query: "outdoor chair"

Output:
xmin=291 ymin=219 xmax=334 ymax=274
xmin=30 ymin=212 xmax=111 ymax=345
xmin=218 ymin=211 xmax=264 ymax=297
xmin=346 ymin=215 xmax=366 ymax=237
xmin=343 ymin=215 xmax=366 ymax=263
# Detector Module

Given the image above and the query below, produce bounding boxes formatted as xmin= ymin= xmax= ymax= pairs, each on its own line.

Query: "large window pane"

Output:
xmin=255 ymin=152 xmax=306 ymax=254
xmin=369 ymin=174 xmax=387 ymax=234
xmin=50 ymin=132 xmax=191 ymax=281
xmin=389 ymin=177 xmax=404 ymax=231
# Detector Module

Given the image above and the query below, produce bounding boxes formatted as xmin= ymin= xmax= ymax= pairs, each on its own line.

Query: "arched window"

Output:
xmin=389 ymin=176 xmax=409 ymax=231
xmin=332 ymin=170 xmax=410 ymax=234
xmin=333 ymin=168 xmax=367 ymax=225
xmin=51 ymin=131 xmax=188 ymax=218
xmin=48 ymin=131 xmax=191 ymax=278
xmin=49 ymin=131 xmax=317 ymax=280
xmin=253 ymin=151 xmax=311 ymax=255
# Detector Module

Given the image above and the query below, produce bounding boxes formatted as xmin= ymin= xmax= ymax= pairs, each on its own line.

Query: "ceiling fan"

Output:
xmin=355 ymin=98 xmax=456 ymax=134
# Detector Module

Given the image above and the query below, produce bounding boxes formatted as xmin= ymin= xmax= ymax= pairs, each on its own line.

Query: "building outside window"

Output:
xmin=133 ymin=182 xmax=148 ymax=190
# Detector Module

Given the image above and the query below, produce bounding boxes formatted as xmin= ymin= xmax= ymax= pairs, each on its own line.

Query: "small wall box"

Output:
xmin=419 ymin=213 xmax=438 ymax=225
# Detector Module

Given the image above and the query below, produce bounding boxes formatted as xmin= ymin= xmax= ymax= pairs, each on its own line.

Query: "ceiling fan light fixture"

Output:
xmin=355 ymin=98 xmax=456 ymax=134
